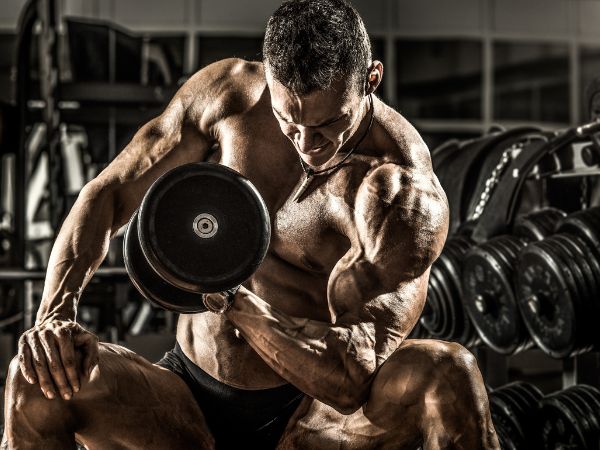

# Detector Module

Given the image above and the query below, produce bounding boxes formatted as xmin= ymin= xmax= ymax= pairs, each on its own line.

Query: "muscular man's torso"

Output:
xmin=175 ymin=59 xmax=432 ymax=389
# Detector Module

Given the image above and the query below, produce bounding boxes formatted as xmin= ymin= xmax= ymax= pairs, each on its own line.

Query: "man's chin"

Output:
xmin=300 ymin=147 xmax=339 ymax=169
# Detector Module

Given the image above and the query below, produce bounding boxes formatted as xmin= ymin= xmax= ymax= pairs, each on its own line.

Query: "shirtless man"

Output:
xmin=3 ymin=1 xmax=499 ymax=448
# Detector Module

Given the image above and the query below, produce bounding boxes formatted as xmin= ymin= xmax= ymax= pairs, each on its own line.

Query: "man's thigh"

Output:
xmin=276 ymin=339 xmax=493 ymax=450
xmin=7 ymin=342 xmax=214 ymax=450
xmin=276 ymin=396 xmax=420 ymax=450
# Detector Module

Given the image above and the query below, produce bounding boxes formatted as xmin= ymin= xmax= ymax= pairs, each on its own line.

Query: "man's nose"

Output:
xmin=295 ymin=127 xmax=323 ymax=152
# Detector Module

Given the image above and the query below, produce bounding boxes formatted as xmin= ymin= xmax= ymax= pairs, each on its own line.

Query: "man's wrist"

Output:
xmin=202 ymin=286 xmax=239 ymax=314
xmin=35 ymin=305 xmax=77 ymax=326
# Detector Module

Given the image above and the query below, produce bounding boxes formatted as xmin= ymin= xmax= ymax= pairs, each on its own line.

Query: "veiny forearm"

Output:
xmin=226 ymin=289 xmax=378 ymax=413
xmin=36 ymin=185 xmax=118 ymax=324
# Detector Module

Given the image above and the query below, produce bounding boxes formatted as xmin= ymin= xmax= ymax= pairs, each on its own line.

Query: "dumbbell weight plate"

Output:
xmin=489 ymin=394 xmax=526 ymax=449
xmin=516 ymin=243 xmax=577 ymax=358
xmin=514 ymin=208 xmax=566 ymax=242
xmin=552 ymin=234 xmax=598 ymax=347
xmin=430 ymin=265 xmax=459 ymax=339
xmin=423 ymin=271 xmax=452 ymax=338
xmin=566 ymin=233 xmax=600 ymax=347
xmin=138 ymin=163 xmax=271 ymax=293
xmin=566 ymin=388 xmax=600 ymax=445
xmin=462 ymin=241 xmax=522 ymax=354
xmin=540 ymin=394 xmax=587 ymax=450
xmin=568 ymin=233 xmax=600 ymax=297
xmin=510 ymin=381 xmax=543 ymax=409
xmin=422 ymin=276 xmax=443 ymax=336
xmin=545 ymin=238 xmax=589 ymax=318
xmin=124 ymin=212 xmax=207 ymax=313
xmin=559 ymin=391 xmax=596 ymax=446
xmin=556 ymin=209 xmax=600 ymax=256
xmin=554 ymin=234 xmax=597 ymax=300
xmin=569 ymin=386 xmax=600 ymax=434
xmin=536 ymin=239 xmax=591 ymax=353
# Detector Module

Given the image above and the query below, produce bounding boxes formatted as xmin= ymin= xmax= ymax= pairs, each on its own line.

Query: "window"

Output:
xmin=197 ymin=36 xmax=263 ymax=69
xmin=493 ymin=42 xmax=569 ymax=123
xmin=396 ymin=39 xmax=482 ymax=120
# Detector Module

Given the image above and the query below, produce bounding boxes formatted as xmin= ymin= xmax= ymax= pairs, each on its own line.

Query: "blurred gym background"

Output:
xmin=1 ymin=1 xmax=600 ymax=448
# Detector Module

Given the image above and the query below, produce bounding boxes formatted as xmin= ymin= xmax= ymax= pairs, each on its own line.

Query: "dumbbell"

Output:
xmin=123 ymin=163 xmax=271 ymax=313
xmin=539 ymin=384 xmax=600 ymax=449
xmin=489 ymin=381 xmax=544 ymax=450
xmin=516 ymin=207 xmax=600 ymax=358
xmin=421 ymin=234 xmax=480 ymax=347
xmin=461 ymin=208 xmax=564 ymax=355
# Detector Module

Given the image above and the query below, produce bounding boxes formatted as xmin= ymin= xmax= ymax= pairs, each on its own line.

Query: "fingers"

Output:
xmin=38 ymin=329 xmax=73 ymax=400
xmin=74 ymin=332 xmax=99 ymax=377
xmin=18 ymin=322 xmax=92 ymax=400
xmin=55 ymin=327 xmax=80 ymax=394
xmin=25 ymin=333 xmax=57 ymax=399
xmin=17 ymin=335 xmax=37 ymax=384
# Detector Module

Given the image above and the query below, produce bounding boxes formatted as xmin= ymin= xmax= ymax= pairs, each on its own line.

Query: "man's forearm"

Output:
xmin=225 ymin=288 xmax=377 ymax=413
xmin=36 ymin=186 xmax=117 ymax=324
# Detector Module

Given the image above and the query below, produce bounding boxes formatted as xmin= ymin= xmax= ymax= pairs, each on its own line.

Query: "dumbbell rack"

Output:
xmin=470 ymin=124 xmax=600 ymax=392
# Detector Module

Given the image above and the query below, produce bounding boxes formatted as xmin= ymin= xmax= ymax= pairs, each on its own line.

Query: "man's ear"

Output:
xmin=365 ymin=60 xmax=383 ymax=95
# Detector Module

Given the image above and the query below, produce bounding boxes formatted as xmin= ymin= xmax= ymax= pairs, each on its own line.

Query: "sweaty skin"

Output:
xmin=3 ymin=59 xmax=499 ymax=450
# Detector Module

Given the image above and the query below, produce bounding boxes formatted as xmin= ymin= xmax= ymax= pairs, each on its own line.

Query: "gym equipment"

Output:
xmin=124 ymin=163 xmax=271 ymax=313
xmin=462 ymin=234 xmax=530 ymax=354
xmin=421 ymin=235 xmax=480 ymax=347
xmin=516 ymin=207 xmax=600 ymax=358
xmin=489 ymin=381 xmax=544 ymax=450
xmin=539 ymin=384 xmax=600 ymax=449
xmin=432 ymin=127 xmax=541 ymax=235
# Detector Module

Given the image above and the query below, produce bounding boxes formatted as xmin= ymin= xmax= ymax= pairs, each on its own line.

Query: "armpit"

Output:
xmin=353 ymin=163 xmax=449 ymax=283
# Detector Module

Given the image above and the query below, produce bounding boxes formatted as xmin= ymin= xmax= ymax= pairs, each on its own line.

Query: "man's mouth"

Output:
xmin=299 ymin=144 xmax=329 ymax=155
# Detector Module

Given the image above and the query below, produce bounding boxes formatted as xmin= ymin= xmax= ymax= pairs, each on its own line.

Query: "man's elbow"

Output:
xmin=327 ymin=375 xmax=372 ymax=415
xmin=76 ymin=182 xmax=123 ymax=232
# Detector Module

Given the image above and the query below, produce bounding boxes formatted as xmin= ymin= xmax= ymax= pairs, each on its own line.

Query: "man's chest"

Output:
xmin=214 ymin=122 xmax=372 ymax=275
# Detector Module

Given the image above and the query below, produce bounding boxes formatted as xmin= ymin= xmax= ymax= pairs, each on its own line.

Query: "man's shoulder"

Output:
xmin=371 ymin=99 xmax=432 ymax=167
xmin=177 ymin=58 xmax=267 ymax=125
xmin=353 ymin=161 xmax=449 ymax=279
xmin=187 ymin=58 xmax=265 ymax=88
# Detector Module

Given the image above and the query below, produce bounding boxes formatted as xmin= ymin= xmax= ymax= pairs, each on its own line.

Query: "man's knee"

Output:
xmin=367 ymin=341 xmax=482 ymax=408
xmin=434 ymin=341 xmax=480 ymax=384
xmin=5 ymin=354 xmax=41 ymax=413
xmin=6 ymin=353 xmax=67 ymax=415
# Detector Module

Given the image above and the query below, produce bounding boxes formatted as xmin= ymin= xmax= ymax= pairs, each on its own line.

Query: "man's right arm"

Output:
xmin=17 ymin=60 xmax=237 ymax=401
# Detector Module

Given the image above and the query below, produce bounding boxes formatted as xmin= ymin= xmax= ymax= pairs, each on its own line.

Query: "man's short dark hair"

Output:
xmin=263 ymin=0 xmax=372 ymax=95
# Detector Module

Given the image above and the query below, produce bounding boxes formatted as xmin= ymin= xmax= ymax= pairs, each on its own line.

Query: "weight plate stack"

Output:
xmin=516 ymin=239 xmax=581 ymax=358
xmin=462 ymin=235 xmax=531 ymax=354
xmin=540 ymin=385 xmax=600 ymax=450
xmin=555 ymin=207 xmax=600 ymax=255
xmin=556 ymin=207 xmax=600 ymax=347
xmin=421 ymin=235 xmax=480 ymax=347
xmin=489 ymin=381 xmax=544 ymax=450
xmin=513 ymin=208 xmax=566 ymax=242
xmin=516 ymin=206 xmax=600 ymax=357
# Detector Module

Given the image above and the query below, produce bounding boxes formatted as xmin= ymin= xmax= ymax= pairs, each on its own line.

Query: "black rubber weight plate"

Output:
xmin=123 ymin=212 xmax=207 ymax=313
xmin=138 ymin=163 xmax=271 ymax=293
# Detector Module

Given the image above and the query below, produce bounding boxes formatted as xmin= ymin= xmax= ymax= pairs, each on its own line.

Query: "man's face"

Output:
xmin=266 ymin=70 xmax=366 ymax=168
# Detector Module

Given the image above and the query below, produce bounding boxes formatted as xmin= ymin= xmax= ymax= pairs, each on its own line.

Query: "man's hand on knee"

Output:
xmin=17 ymin=320 xmax=99 ymax=401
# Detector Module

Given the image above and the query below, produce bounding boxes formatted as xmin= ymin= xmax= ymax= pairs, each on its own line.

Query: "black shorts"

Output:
xmin=156 ymin=343 xmax=304 ymax=449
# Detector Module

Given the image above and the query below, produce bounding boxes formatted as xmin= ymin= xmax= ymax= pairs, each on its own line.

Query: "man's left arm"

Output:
xmin=225 ymin=164 xmax=449 ymax=414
